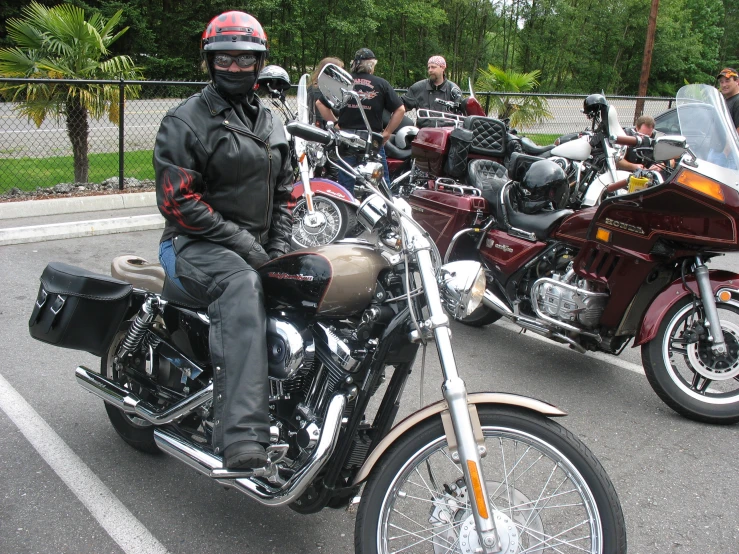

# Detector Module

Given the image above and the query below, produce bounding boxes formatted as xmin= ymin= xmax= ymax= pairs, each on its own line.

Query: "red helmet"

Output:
xmin=202 ymin=11 xmax=268 ymax=54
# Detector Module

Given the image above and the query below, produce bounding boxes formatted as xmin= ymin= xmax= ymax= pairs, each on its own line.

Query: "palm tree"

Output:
xmin=0 ymin=2 xmax=142 ymax=183
xmin=475 ymin=65 xmax=552 ymax=130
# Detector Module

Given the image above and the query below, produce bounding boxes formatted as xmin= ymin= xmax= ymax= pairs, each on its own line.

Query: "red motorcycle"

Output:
xmin=389 ymin=87 xmax=514 ymax=196
xmin=408 ymin=83 xmax=739 ymax=424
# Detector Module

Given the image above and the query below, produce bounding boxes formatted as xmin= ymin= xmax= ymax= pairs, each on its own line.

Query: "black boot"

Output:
xmin=223 ymin=440 xmax=268 ymax=470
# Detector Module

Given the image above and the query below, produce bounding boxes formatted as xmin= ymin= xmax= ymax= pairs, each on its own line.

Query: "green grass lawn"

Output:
xmin=0 ymin=150 xmax=154 ymax=192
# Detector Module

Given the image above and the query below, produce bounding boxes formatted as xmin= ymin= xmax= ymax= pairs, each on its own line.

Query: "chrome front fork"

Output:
xmin=694 ymin=256 xmax=727 ymax=355
xmin=414 ymin=238 xmax=501 ymax=553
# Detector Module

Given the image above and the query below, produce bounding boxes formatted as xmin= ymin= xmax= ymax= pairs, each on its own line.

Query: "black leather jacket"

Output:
xmin=154 ymin=84 xmax=293 ymax=257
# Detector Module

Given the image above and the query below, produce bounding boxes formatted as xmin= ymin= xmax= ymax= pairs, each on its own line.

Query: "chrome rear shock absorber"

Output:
xmin=118 ymin=295 xmax=166 ymax=359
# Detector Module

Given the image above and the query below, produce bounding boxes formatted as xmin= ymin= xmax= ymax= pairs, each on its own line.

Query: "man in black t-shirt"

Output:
xmin=718 ymin=68 xmax=739 ymax=133
xmin=317 ymin=48 xmax=405 ymax=194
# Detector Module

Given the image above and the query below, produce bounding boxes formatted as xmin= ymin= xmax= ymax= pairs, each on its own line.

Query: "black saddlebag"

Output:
xmin=444 ymin=127 xmax=474 ymax=179
xmin=28 ymin=263 xmax=133 ymax=356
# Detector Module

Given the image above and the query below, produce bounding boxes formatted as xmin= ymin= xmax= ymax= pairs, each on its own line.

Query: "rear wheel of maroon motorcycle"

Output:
xmin=453 ymin=303 xmax=502 ymax=327
xmin=100 ymin=324 xmax=160 ymax=454
xmin=642 ymin=296 xmax=739 ymax=424
xmin=354 ymin=406 xmax=627 ymax=553
xmin=291 ymin=196 xmax=352 ymax=248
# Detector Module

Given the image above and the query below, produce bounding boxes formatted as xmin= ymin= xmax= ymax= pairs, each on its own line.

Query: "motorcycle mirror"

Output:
xmin=318 ymin=63 xmax=354 ymax=110
xmin=652 ymin=135 xmax=688 ymax=162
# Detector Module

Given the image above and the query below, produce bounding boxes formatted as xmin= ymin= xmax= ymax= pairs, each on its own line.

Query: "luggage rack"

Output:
xmin=416 ymin=109 xmax=466 ymax=126
xmin=432 ymin=177 xmax=481 ymax=196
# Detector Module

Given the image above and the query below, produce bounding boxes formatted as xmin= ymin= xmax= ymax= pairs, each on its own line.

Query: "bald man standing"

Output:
xmin=402 ymin=56 xmax=463 ymax=128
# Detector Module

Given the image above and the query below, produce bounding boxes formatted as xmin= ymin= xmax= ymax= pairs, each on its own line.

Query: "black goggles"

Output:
xmin=212 ymin=53 xmax=258 ymax=69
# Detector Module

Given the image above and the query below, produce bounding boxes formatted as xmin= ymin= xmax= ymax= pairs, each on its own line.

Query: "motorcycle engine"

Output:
xmin=533 ymin=269 xmax=608 ymax=329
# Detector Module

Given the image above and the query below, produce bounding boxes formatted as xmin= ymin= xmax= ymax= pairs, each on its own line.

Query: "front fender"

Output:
xmin=635 ymin=269 xmax=739 ymax=346
xmin=351 ymin=392 xmax=565 ymax=486
xmin=289 ymin=178 xmax=357 ymax=205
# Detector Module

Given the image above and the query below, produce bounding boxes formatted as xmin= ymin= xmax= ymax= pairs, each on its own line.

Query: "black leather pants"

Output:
xmin=172 ymin=237 xmax=270 ymax=454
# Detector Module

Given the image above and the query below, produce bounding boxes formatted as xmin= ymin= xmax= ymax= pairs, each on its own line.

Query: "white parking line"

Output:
xmin=0 ymin=372 xmax=169 ymax=554
xmin=494 ymin=319 xmax=646 ymax=375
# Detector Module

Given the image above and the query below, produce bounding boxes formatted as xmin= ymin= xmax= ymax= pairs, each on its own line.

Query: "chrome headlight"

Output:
xmin=357 ymin=194 xmax=391 ymax=233
xmin=439 ymin=261 xmax=487 ymax=319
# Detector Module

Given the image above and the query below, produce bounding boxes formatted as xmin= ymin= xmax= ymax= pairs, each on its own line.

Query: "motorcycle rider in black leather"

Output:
xmin=153 ymin=11 xmax=293 ymax=470
xmin=401 ymin=55 xmax=463 ymax=129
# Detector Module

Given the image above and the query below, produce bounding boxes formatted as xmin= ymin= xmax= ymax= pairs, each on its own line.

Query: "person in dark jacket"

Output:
xmin=718 ymin=67 xmax=739 ymax=132
xmin=402 ymin=56 xmax=463 ymax=128
xmin=153 ymin=11 xmax=293 ymax=471
xmin=316 ymin=48 xmax=406 ymax=194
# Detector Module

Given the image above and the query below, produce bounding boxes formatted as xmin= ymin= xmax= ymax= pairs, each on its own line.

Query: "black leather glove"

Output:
xmin=268 ymin=250 xmax=283 ymax=260
xmin=245 ymin=242 xmax=270 ymax=268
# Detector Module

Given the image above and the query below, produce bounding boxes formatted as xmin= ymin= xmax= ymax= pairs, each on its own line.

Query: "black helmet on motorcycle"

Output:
xmin=257 ymin=65 xmax=291 ymax=93
xmin=583 ymin=94 xmax=608 ymax=119
xmin=516 ymin=159 xmax=569 ymax=214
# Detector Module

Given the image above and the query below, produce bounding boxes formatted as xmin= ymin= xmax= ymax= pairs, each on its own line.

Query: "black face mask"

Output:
xmin=213 ymin=70 xmax=257 ymax=101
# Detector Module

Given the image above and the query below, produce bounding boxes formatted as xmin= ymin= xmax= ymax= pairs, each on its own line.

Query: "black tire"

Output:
xmin=100 ymin=327 xmax=160 ymax=454
xmin=291 ymin=196 xmax=351 ymax=248
xmin=454 ymin=303 xmax=502 ymax=327
xmin=642 ymin=296 xmax=739 ymax=424
xmin=355 ymin=405 xmax=626 ymax=554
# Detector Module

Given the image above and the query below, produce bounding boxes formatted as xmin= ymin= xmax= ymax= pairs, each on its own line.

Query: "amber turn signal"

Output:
xmin=596 ymin=227 xmax=611 ymax=243
xmin=676 ymin=169 xmax=725 ymax=202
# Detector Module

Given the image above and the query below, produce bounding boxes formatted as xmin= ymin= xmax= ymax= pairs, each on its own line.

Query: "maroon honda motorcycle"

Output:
xmin=408 ymin=83 xmax=739 ymax=424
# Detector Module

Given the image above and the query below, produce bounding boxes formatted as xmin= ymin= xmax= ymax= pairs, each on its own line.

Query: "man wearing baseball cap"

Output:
xmin=402 ymin=56 xmax=463 ymax=128
xmin=317 ymin=47 xmax=405 ymax=194
xmin=717 ymin=68 xmax=739 ymax=132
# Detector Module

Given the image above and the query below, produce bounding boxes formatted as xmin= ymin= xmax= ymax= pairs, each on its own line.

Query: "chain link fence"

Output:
xmin=0 ymin=77 xmax=675 ymax=196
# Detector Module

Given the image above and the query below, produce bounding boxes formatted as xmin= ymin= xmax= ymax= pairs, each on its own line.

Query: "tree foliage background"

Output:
xmin=1 ymin=0 xmax=737 ymax=96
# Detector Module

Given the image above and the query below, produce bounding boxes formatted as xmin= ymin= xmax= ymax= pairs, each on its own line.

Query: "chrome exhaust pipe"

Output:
xmin=75 ymin=366 xmax=212 ymax=424
xmin=154 ymin=393 xmax=347 ymax=507
xmin=482 ymin=289 xmax=514 ymax=317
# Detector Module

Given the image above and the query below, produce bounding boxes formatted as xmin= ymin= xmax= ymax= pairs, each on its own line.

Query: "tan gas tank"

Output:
xmin=259 ymin=242 xmax=391 ymax=317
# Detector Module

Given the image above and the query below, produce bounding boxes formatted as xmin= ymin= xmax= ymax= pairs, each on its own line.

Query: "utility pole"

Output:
xmin=634 ymin=0 xmax=660 ymax=123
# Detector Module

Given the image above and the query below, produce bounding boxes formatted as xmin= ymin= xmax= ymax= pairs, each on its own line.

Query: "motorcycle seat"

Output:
xmin=384 ymin=139 xmax=412 ymax=160
xmin=520 ymin=138 xmax=555 ymax=157
xmin=161 ymin=276 xmax=208 ymax=310
xmin=463 ymin=116 xmax=507 ymax=158
xmin=504 ymin=188 xmax=573 ymax=241
xmin=466 ymin=160 xmax=510 ymax=224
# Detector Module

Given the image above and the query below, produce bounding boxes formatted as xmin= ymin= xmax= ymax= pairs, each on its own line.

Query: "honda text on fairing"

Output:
xmin=28 ymin=63 xmax=626 ymax=554
xmin=408 ymin=83 xmax=739 ymax=425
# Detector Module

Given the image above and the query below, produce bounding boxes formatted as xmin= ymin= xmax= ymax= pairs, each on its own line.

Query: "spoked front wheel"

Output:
xmin=355 ymin=406 xmax=626 ymax=554
xmin=642 ymin=296 xmax=739 ymax=424
xmin=291 ymin=196 xmax=351 ymax=249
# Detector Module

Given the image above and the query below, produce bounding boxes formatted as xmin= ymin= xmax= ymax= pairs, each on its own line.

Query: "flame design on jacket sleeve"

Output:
xmin=159 ymin=168 xmax=212 ymax=231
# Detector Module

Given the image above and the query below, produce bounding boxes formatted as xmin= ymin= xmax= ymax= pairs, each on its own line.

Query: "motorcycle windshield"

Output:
xmin=295 ymin=74 xmax=310 ymax=157
xmin=677 ymin=84 xmax=739 ymax=171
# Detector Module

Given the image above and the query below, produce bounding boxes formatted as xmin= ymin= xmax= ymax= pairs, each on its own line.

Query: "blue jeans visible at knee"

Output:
xmin=158 ymin=239 xmax=185 ymax=290
xmin=338 ymin=154 xmax=358 ymax=195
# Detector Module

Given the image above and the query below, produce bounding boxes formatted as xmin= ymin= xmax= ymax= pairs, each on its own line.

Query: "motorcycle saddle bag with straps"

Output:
xmin=29 ymin=262 xmax=133 ymax=356
xmin=444 ymin=127 xmax=474 ymax=179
